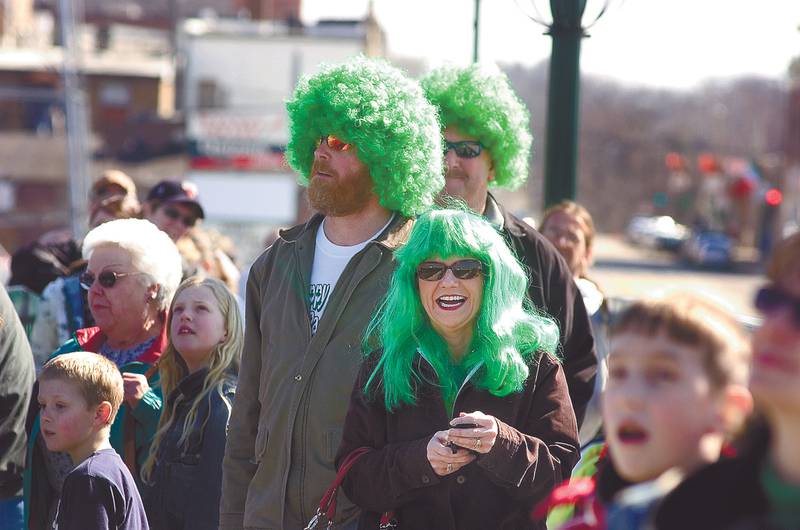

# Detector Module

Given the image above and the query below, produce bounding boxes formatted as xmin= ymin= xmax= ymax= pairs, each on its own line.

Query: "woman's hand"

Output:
xmin=426 ymin=430 xmax=476 ymax=476
xmin=447 ymin=411 xmax=499 ymax=455
xmin=122 ymin=372 xmax=150 ymax=407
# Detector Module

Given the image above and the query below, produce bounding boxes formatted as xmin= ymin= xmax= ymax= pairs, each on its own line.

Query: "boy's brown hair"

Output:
xmin=39 ymin=352 xmax=124 ymax=424
xmin=610 ymin=294 xmax=750 ymax=388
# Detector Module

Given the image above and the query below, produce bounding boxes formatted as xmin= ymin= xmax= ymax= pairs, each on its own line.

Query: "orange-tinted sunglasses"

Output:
xmin=316 ymin=134 xmax=352 ymax=152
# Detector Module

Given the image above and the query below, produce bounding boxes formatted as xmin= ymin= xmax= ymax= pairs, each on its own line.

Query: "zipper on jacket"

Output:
xmin=452 ymin=362 xmax=484 ymax=413
xmin=418 ymin=350 xmax=484 ymax=420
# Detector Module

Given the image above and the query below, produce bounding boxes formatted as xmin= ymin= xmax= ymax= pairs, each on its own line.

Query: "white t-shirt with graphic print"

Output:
xmin=308 ymin=215 xmax=394 ymax=335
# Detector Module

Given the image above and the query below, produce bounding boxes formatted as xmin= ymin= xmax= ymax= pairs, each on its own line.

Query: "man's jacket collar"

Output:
xmin=483 ymin=193 xmax=505 ymax=230
xmin=278 ymin=212 xmax=413 ymax=250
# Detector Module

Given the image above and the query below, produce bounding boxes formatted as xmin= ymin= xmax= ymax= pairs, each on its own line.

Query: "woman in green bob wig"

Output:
xmin=336 ymin=208 xmax=580 ymax=530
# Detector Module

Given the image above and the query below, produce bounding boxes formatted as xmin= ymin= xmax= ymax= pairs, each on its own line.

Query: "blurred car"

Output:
xmin=682 ymin=231 xmax=733 ymax=269
xmin=626 ymin=215 xmax=689 ymax=251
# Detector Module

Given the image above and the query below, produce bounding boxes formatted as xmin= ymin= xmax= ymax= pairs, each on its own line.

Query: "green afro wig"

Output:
xmin=421 ymin=64 xmax=532 ymax=190
xmin=286 ymin=56 xmax=444 ymax=217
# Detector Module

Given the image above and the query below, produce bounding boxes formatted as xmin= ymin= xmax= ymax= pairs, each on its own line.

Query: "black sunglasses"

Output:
xmin=417 ymin=259 xmax=484 ymax=281
xmin=80 ymin=270 xmax=144 ymax=290
xmin=444 ymin=140 xmax=483 ymax=159
xmin=163 ymin=206 xmax=197 ymax=227
xmin=754 ymin=285 xmax=800 ymax=325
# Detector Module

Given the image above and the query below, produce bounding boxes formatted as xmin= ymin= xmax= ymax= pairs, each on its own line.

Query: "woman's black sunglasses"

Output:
xmin=79 ymin=270 xmax=143 ymax=290
xmin=417 ymin=259 xmax=484 ymax=281
xmin=444 ymin=141 xmax=483 ymax=159
xmin=754 ymin=285 xmax=800 ymax=325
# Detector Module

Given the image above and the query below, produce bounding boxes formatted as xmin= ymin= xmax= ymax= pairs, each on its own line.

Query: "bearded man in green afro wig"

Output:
xmin=220 ymin=57 xmax=443 ymax=530
xmin=421 ymin=64 xmax=598 ymax=438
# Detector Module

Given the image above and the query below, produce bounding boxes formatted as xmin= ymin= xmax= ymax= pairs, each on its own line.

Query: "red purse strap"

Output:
xmin=307 ymin=447 xmax=396 ymax=529
xmin=320 ymin=447 xmax=371 ymax=520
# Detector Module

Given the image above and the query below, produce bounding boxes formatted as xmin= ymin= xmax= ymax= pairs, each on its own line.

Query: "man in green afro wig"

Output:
xmin=421 ymin=64 xmax=598 ymax=434
xmin=286 ymin=56 xmax=444 ymax=218
xmin=220 ymin=56 xmax=443 ymax=530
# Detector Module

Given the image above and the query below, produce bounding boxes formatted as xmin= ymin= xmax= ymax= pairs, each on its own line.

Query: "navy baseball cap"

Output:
xmin=146 ymin=180 xmax=205 ymax=219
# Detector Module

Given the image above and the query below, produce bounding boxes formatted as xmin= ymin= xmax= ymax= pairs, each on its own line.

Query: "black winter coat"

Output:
xmin=485 ymin=194 xmax=597 ymax=425
xmin=142 ymin=369 xmax=236 ymax=530
xmin=337 ymin=351 xmax=579 ymax=530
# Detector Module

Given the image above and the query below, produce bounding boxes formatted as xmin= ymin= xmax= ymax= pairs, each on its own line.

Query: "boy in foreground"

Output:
xmin=37 ymin=352 xmax=148 ymax=530
xmin=542 ymin=295 xmax=753 ymax=528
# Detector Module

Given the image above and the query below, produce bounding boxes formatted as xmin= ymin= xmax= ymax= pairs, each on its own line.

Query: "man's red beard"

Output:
xmin=307 ymin=160 xmax=376 ymax=217
xmin=445 ymin=168 xmax=468 ymax=181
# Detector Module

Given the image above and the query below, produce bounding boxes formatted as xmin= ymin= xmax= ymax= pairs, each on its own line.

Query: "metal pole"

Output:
xmin=59 ymin=0 xmax=91 ymax=237
xmin=543 ymin=0 xmax=585 ymax=208
xmin=473 ymin=0 xmax=480 ymax=63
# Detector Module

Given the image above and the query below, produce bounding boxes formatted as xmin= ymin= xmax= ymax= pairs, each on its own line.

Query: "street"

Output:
xmin=591 ymin=234 xmax=764 ymax=322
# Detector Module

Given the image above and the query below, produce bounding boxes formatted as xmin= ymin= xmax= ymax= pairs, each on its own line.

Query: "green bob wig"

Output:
xmin=286 ymin=56 xmax=444 ymax=217
xmin=421 ymin=64 xmax=532 ymax=190
xmin=363 ymin=207 xmax=559 ymax=412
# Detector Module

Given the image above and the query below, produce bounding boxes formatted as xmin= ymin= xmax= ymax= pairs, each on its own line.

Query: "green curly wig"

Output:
xmin=286 ymin=56 xmax=444 ymax=217
xmin=421 ymin=64 xmax=532 ymax=190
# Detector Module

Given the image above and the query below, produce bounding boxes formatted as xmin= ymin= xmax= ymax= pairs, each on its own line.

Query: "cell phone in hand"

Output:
xmin=446 ymin=423 xmax=480 ymax=453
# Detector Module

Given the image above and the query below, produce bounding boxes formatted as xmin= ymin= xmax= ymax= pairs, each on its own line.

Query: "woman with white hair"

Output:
xmin=24 ymin=219 xmax=182 ymax=530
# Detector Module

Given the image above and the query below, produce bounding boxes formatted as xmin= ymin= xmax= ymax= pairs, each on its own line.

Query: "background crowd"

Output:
xmin=0 ymin=55 xmax=797 ymax=530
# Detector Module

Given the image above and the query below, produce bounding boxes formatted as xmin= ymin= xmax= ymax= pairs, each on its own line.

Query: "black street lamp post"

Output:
xmin=544 ymin=0 xmax=585 ymax=207
xmin=522 ymin=0 xmax=615 ymax=208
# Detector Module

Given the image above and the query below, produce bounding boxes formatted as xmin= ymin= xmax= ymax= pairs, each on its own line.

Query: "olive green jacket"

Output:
xmin=219 ymin=214 xmax=411 ymax=530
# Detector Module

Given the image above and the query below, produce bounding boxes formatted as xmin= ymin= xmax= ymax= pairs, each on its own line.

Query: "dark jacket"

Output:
xmin=0 ymin=285 xmax=35 ymax=500
xmin=653 ymin=426 xmax=772 ymax=530
xmin=25 ymin=326 xmax=166 ymax=530
xmin=142 ymin=369 xmax=236 ymax=530
xmin=484 ymin=194 xmax=597 ymax=425
xmin=336 ymin=351 xmax=579 ymax=530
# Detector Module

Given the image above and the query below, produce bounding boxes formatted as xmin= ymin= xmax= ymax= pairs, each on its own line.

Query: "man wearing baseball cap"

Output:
xmin=143 ymin=180 xmax=205 ymax=242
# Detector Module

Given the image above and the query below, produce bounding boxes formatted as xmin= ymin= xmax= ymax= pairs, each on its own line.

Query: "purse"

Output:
xmin=305 ymin=446 xmax=397 ymax=529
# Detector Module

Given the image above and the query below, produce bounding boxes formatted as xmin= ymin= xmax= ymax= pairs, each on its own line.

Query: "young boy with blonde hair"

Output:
xmin=37 ymin=352 xmax=148 ymax=530
xmin=542 ymin=294 xmax=753 ymax=529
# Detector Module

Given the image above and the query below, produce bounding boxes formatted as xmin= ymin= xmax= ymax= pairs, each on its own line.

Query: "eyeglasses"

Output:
xmin=316 ymin=134 xmax=352 ymax=152
xmin=163 ymin=206 xmax=197 ymax=227
xmin=417 ymin=259 xmax=485 ymax=281
xmin=444 ymin=140 xmax=483 ymax=159
xmin=79 ymin=270 xmax=144 ymax=290
xmin=754 ymin=285 xmax=800 ymax=326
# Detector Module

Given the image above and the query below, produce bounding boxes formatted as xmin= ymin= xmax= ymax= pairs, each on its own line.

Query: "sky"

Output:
xmin=301 ymin=0 xmax=800 ymax=90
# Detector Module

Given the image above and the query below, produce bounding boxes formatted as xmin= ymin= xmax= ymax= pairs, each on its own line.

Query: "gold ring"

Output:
xmin=446 ymin=463 xmax=453 ymax=473
xmin=475 ymin=439 xmax=482 ymax=449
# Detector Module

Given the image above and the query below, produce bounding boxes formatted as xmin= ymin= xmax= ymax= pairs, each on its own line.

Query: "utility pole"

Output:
xmin=473 ymin=0 xmax=481 ymax=63
xmin=58 ymin=0 xmax=91 ymax=237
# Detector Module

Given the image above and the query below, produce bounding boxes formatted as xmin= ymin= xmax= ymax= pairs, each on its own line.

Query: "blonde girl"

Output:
xmin=141 ymin=277 xmax=242 ymax=530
